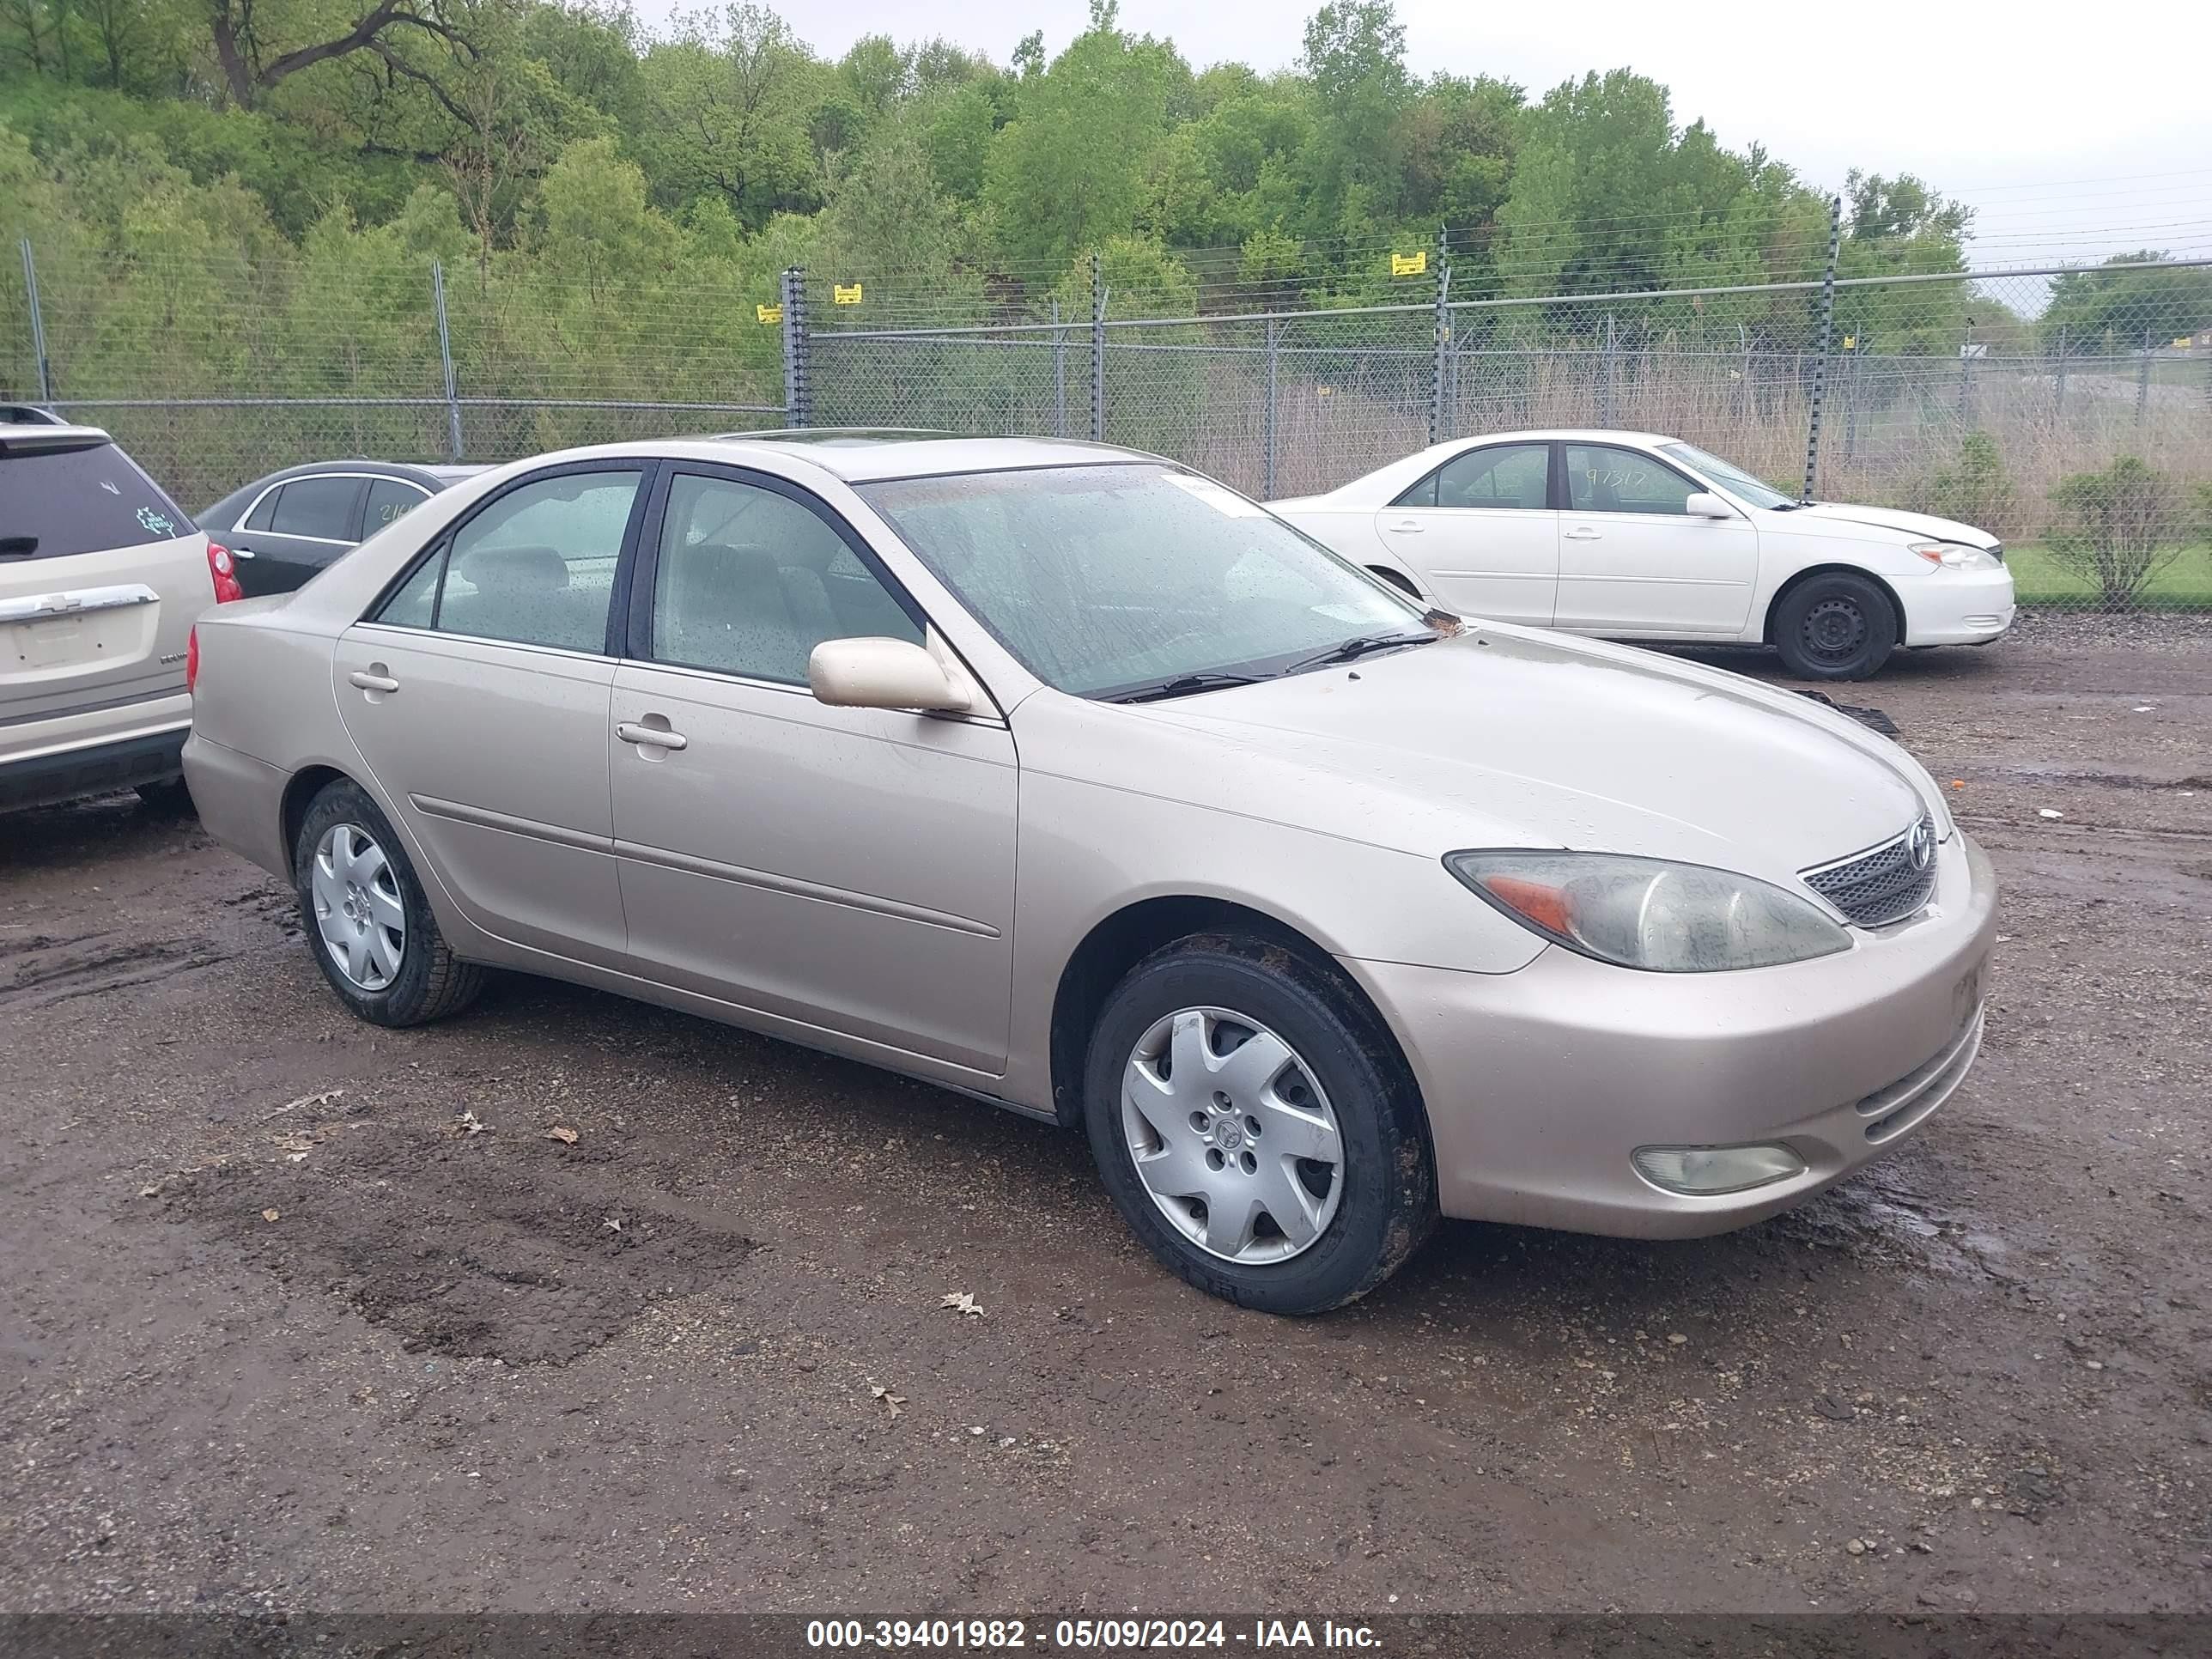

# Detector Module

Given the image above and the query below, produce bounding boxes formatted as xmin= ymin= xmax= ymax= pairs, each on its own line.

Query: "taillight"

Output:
xmin=185 ymin=625 xmax=199 ymax=694
xmin=206 ymin=540 xmax=245 ymax=604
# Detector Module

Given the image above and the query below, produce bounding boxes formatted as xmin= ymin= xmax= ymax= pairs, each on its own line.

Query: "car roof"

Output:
xmin=1440 ymin=428 xmax=1677 ymax=447
xmin=243 ymin=459 xmax=489 ymax=489
xmin=701 ymin=429 xmax=1158 ymax=483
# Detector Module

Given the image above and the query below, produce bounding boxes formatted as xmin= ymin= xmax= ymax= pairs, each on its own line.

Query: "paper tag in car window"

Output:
xmin=1161 ymin=473 xmax=1265 ymax=517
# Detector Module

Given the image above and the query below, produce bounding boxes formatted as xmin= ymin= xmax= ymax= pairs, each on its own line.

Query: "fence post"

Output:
xmin=430 ymin=260 xmax=463 ymax=462
xmin=1957 ymin=322 xmax=1973 ymax=427
xmin=1051 ymin=298 xmax=1066 ymax=438
xmin=1263 ymin=313 xmax=1279 ymax=499
xmin=780 ymin=267 xmax=809 ymax=428
xmin=1429 ymin=222 xmax=1450 ymax=444
xmin=2054 ymin=323 xmax=2068 ymax=417
xmin=1090 ymin=250 xmax=1105 ymax=443
xmin=2136 ymin=330 xmax=2152 ymax=425
xmin=1600 ymin=313 xmax=1616 ymax=428
xmin=19 ymin=238 xmax=52 ymax=404
xmin=1801 ymin=192 xmax=1842 ymax=503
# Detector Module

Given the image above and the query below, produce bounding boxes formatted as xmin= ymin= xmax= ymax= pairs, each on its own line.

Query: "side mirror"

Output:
xmin=808 ymin=636 xmax=973 ymax=714
xmin=1686 ymin=492 xmax=1734 ymax=520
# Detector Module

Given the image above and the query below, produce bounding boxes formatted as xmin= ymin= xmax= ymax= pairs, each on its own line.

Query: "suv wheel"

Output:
xmin=1084 ymin=933 xmax=1437 ymax=1314
xmin=293 ymin=779 xmax=483 ymax=1027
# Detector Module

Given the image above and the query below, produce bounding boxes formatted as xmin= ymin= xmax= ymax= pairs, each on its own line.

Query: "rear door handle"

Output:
xmin=1564 ymin=526 xmax=1602 ymax=540
xmin=617 ymin=720 xmax=687 ymax=751
xmin=348 ymin=668 xmax=400 ymax=693
xmin=1384 ymin=519 xmax=1424 ymax=534
xmin=228 ymin=544 xmax=256 ymax=559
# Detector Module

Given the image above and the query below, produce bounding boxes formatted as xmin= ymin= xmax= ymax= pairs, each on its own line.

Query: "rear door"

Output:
xmin=333 ymin=461 xmax=649 ymax=969
xmin=0 ymin=429 xmax=208 ymax=763
xmin=229 ymin=473 xmax=366 ymax=596
xmin=1371 ymin=441 xmax=1559 ymax=625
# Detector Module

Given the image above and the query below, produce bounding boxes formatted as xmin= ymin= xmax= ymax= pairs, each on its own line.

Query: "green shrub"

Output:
xmin=2045 ymin=455 xmax=2185 ymax=610
xmin=1917 ymin=431 xmax=2016 ymax=538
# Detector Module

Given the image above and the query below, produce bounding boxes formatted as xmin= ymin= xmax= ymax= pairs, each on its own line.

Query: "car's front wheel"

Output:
xmin=1084 ymin=933 xmax=1437 ymax=1314
xmin=1773 ymin=572 xmax=1898 ymax=680
xmin=293 ymin=778 xmax=483 ymax=1028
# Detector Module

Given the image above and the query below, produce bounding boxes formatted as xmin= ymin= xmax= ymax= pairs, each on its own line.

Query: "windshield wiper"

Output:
xmin=1769 ymin=500 xmax=1807 ymax=511
xmin=1283 ymin=630 xmax=1439 ymax=675
xmin=1101 ymin=672 xmax=1265 ymax=705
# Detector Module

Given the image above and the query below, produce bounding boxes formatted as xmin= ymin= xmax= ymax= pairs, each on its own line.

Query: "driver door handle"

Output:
xmin=617 ymin=720 xmax=687 ymax=751
xmin=348 ymin=669 xmax=400 ymax=692
xmin=1564 ymin=526 xmax=1602 ymax=540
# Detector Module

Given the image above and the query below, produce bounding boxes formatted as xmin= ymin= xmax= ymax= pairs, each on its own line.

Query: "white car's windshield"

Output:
xmin=1660 ymin=442 xmax=1797 ymax=510
xmin=859 ymin=464 xmax=1430 ymax=701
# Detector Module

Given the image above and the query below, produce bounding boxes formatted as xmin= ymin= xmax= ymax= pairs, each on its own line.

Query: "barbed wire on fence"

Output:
xmin=4 ymin=227 xmax=2207 ymax=612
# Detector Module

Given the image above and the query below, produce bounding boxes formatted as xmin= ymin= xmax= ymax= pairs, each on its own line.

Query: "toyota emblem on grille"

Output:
xmin=1906 ymin=819 xmax=1935 ymax=872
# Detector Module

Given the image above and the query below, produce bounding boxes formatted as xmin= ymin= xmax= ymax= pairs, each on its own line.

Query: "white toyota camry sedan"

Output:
xmin=1270 ymin=429 xmax=2015 ymax=679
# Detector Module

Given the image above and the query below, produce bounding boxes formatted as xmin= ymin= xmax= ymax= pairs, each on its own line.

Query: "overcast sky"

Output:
xmin=635 ymin=0 xmax=2212 ymax=270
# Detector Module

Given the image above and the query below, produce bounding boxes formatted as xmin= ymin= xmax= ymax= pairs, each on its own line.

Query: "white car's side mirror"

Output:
xmin=808 ymin=636 xmax=973 ymax=714
xmin=1686 ymin=492 xmax=1735 ymax=520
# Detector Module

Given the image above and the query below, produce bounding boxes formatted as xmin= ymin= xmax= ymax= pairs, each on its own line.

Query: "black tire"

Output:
xmin=1083 ymin=933 xmax=1437 ymax=1315
xmin=292 ymin=778 xmax=483 ymax=1028
xmin=1772 ymin=572 xmax=1898 ymax=680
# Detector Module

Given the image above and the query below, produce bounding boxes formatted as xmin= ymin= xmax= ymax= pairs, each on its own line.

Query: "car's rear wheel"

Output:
xmin=1773 ymin=573 xmax=1898 ymax=680
xmin=293 ymin=778 xmax=483 ymax=1028
xmin=1083 ymin=933 xmax=1437 ymax=1314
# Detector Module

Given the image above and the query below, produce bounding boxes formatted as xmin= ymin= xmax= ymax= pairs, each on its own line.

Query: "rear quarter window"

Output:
xmin=0 ymin=442 xmax=194 ymax=561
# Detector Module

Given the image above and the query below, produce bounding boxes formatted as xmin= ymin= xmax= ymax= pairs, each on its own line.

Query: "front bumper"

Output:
xmin=1346 ymin=831 xmax=1998 ymax=1237
xmin=1903 ymin=568 xmax=2016 ymax=646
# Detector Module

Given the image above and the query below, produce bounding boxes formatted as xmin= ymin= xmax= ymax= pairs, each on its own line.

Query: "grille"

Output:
xmin=1801 ymin=815 xmax=1938 ymax=927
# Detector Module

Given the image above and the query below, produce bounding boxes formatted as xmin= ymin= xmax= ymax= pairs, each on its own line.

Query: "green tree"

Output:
xmin=2041 ymin=251 xmax=2212 ymax=353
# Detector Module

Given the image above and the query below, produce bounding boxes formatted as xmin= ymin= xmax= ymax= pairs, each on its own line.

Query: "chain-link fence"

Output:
xmin=6 ymin=228 xmax=2209 ymax=611
xmin=3 ymin=238 xmax=784 ymax=512
xmin=806 ymin=258 xmax=2212 ymax=612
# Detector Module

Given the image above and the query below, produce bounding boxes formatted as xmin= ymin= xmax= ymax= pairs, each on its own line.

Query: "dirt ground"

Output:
xmin=2 ymin=612 xmax=2208 ymax=1619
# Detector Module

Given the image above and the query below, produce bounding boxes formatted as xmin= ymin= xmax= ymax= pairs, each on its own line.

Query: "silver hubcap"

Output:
xmin=1121 ymin=1006 xmax=1345 ymax=1265
xmin=311 ymin=822 xmax=405 ymax=992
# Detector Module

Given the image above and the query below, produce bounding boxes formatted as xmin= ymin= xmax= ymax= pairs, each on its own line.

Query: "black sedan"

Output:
xmin=197 ymin=460 xmax=485 ymax=597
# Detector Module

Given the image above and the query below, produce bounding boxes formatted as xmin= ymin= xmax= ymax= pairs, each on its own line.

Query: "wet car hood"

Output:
xmin=1780 ymin=501 xmax=1998 ymax=549
xmin=1112 ymin=627 xmax=1935 ymax=888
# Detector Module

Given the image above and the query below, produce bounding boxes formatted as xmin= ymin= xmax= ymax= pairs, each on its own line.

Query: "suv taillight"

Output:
xmin=206 ymin=540 xmax=244 ymax=604
xmin=185 ymin=625 xmax=199 ymax=694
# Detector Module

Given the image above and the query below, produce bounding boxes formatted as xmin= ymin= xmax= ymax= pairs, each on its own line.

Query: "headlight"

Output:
xmin=1910 ymin=540 xmax=2000 ymax=569
xmin=1444 ymin=851 xmax=1852 ymax=972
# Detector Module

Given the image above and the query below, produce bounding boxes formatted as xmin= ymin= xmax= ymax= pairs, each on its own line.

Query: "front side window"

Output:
xmin=0 ymin=440 xmax=191 ymax=561
xmin=859 ymin=465 xmax=1422 ymax=699
xmin=1564 ymin=445 xmax=1698 ymax=516
xmin=374 ymin=468 xmax=641 ymax=653
xmin=269 ymin=476 xmax=362 ymax=541
xmin=650 ymin=471 xmax=920 ymax=684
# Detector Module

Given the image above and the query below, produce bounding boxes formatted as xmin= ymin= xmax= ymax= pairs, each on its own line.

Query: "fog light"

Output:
xmin=1632 ymin=1143 xmax=1807 ymax=1196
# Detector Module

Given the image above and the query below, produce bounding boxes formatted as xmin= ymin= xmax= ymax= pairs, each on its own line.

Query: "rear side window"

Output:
xmin=365 ymin=477 xmax=430 ymax=532
xmin=0 ymin=441 xmax=193 ymax=562
xmin=268 ymin=477 xmax=362 ymax=540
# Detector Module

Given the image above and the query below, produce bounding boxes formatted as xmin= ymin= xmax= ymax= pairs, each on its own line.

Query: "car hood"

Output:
xmin=1780 ymin=501 xmax=1997 ymax=548
xmin=1066 ymin=628 xmax=1936 ymax=891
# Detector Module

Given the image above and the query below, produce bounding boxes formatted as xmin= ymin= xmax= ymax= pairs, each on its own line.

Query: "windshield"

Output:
xmin=857 ymin=464 xmax=1425 ymax=698
xmin=1659 ymin=442 xmax=1796 ymax=510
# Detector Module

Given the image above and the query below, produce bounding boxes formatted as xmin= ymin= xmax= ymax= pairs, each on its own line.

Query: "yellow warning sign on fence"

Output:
xmin=757 ymin=303 xmax=782 ymax=325
xmin=833 ymin=283 xmax=864 ymax=305
xmin=1841 ymin=334 xmax=1855 ymax=349
xmin=1390 ymin=251 xmax=1427 ymax=277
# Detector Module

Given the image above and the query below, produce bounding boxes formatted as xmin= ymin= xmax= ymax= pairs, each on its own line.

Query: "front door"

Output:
xmin=333 ymin=463 xmax=650 ymax=968
xmin=1371 ymin=441 xmax=1558 ymax=625
xmin=1554 ymin=442 xmax=1759 ymax=635
xmin=610 ymin=466 xmax=1018 ymax=1073
xmin=230 ymin=473 xmax=364 ymax=597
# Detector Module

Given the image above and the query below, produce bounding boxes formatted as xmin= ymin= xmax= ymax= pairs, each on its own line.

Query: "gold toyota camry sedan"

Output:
xmin=184 ymin=433 xmax=1996 ymax=1313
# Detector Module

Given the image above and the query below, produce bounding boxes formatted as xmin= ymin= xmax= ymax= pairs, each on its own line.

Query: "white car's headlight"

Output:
xmin=1444 ymin=851 xmax=1852 ymax=972
xmin=1910 ymin=540 xmax=2000 ymax=570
